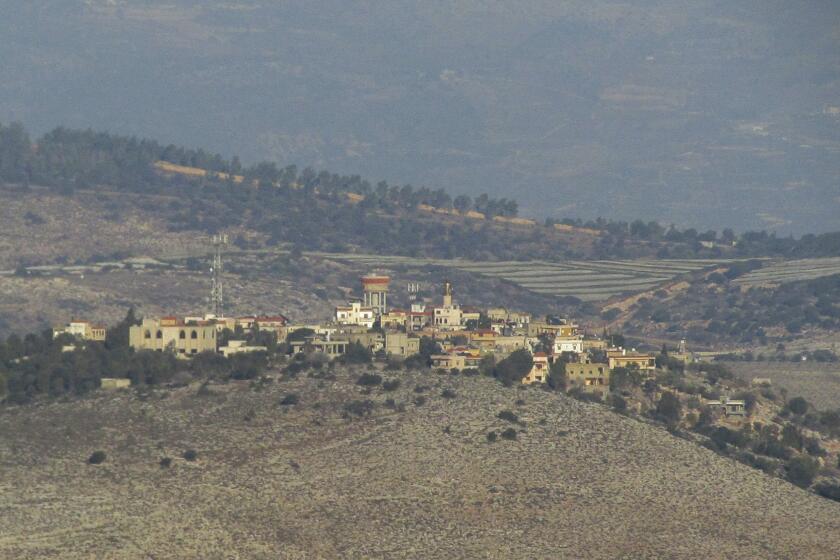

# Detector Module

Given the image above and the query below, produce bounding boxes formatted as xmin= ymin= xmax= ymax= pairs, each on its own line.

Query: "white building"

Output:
xmin=553 ymin=335 xmax=583 ymax=355
xmin=219 ymin=340 xmax=268 ymax=358
xmin=335 ymin=302 xmax=376 ymax=328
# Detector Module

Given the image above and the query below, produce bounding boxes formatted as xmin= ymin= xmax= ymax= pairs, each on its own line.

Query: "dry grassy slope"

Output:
xmin=0 ymin=187 xmax=210 ymax=269
xmin=1 ymin=371 xmax=839 ymax=559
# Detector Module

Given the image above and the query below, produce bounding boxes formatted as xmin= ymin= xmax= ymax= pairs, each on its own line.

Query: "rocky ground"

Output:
xmin=1 ymin=368 xmax=839 ymax=559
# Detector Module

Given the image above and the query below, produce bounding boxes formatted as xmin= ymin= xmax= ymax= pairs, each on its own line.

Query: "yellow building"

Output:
xmin=522 ymin=352 xmax=550 ymax=384
xmin=566 ymin=362 xmax=610 ymax=395
xmin=607 ymin=349 xmax=656 ymax=371
xmin=53 ymin=320 xmax=107 ymax=342
xmin=129 ymin=317 xmax=217 ymax=357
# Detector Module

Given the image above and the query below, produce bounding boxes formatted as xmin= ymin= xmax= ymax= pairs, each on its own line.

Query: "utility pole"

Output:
xmin=210 ymin=234 xmax=228 ymax=317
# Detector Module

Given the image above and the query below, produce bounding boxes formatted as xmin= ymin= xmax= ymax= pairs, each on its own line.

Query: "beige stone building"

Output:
xmin=385 ymin=332 xmax=421 ymax=357
xmin=129 ymin=317 xmax=217 ymax=357
xmin=566 ymin=362 xmax=610 ymax=395
xmin=53 ymin=320 xmax=106 ymax=342
xmin=522 ymin=352 xmax=550 ymax=384
xmin=607 ymin=349 xmax=656 ymax=371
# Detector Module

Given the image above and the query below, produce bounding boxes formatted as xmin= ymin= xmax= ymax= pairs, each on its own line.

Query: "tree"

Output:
xmin=786 ymin=456 xmax=819 ymax=488
xmin=105 ymin=307 xmax=139 ymax=350
xmin=453 ymin=194 xmax=472 ymax=213
xmin=656 ymin=392 xmax=682 ymax=425
xmin=493 ymin=349 xmax=533 ymax=386
xmin=342 ymin=341 xmax=372 ymax=364
xmin=787 ymin=397 xmax=808 ymax=415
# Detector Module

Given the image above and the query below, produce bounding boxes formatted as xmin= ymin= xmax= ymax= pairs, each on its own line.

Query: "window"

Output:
xmin=191 ymin=349 xmax=197 ymax=354
xmin=191 ymin=330 xmax=198 ymax=339
xmin=156 ymin=330 xmax=163 ymax=339
xmin=144 ymin=330 xmax=151 ymax=339
xmin=179 ymin=330 xmax=186 ymax=339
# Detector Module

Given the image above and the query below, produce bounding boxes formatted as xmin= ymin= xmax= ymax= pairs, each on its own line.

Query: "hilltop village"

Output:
xmin=56 ymin=274 xmax=669 ymax=397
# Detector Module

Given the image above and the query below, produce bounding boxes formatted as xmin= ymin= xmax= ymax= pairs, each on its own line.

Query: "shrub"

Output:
xmin=382 ymin=379 xmax=401 ymax=392
xmin=611 ymin=394 xmax=627 ymax=412
xmin=413 ymin=385 xmax=429 ymax=393
xmin=788 ymin=397 xmax=808 ymax=415
xmin=183 ymin=449 xmax=198 ymax=462
xmin=344 ymin=399 xmax=375 ymax=417
xmin=441 ymin=388 xmax=456 ymax=399
xmin=88 ymin=451 xmax=107 ymax=465
xmin=279 ymin=393 xmax=299 ymax=406
xmin=814 ymin=482 xmax=840 ymax=502
xmin=500 ymin=428 xmax=518 ymax=441
xmin=413 ymin=395 xmax=427 ymax=406
xmin=786 ymin=456 xmax=819 ymax=488
xmin=357 ymin=373 xmax=383 ymax=387
xmin=656 ymin=391 xmax=682 ymax=425
xmin=497 ymin=410 xmax=521 ymax=425
xmin=486 ymin=431 xmax=498 ymax=443
xmin=159 ymin=457 xmax=172 ymax=469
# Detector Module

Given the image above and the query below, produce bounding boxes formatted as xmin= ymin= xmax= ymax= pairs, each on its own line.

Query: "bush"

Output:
xmin=486 ymin=431 xmax=498 ymax=443
xmin=441 ymin=388 xmax=456 ymax=399
xmin=183 ymin=449 xmax=198 ymax=462
xmin=497 ymin=410 xmax=521 ymax=425
xmin=88 ymin=451 xmax=107 ymax=465
xmin=159 ymin=457 xmax=172 ymax=469
xmin=344 ymin=399 xmax=375 ymax=417
xmin=611 ymin=394 xmax=627 ymax=412
xmin=656 ymin=391 xmax=682 ymax=425
xmin=786 ymin=456 xmax=819 ymax=488
xmin=382 ymin=379 xmax=401 ymax=392
xmin=413 ymin=395 xmax=427 ymax=406
xmin=788 ymin=396 xmax=808 ymax=415
xmin=357 ymin=373 xmax=383 ymax=387
xmin=279 ymin=393 xmax=299 ymax=406
xmin=814 ymin=482 xmax=840 ymax=502
xmin=500 ymin=428 xmax=518 ymax=441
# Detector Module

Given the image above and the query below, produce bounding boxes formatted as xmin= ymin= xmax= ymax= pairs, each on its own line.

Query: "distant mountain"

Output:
xmin=1 ymin=1 xmax=838 ymax=233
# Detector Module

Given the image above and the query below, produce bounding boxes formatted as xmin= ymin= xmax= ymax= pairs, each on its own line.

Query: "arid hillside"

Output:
xmin=1 ymin=369 xmax=839 ymax=559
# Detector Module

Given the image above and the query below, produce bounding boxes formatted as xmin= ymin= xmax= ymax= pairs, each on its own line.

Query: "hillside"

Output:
xmin=2 ymin=369 xmax=840 ymax=559
xmin=2 ymin=1 xmax=838 ymax=233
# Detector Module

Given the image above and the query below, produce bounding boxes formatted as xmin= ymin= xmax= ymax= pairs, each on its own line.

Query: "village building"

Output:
xmin=431 ymin=280 xmax=462 ymax=330
xmin=384 ymin=332 xmax=420 ymax=357
xmin=289 ymin=335 xmax=349 ymax=359
xmin=100 ymin=378 xmax=131 ymax=390
xmin=607 ymin=348 xmax=657 ymax=371
xmin=335 ymin=302 xmax=376 ymax=328
xmin=379 ymin=309 xmax=408 ymax=330
xmin=431 ymin=347 xmax=482 ymax=371
xmin=219 ymin=340 xmax=268 ymax=357
xmin=527 ymin=320 xmax=578 ymax=338
xmin=708 ymin=396 xmax=747 ymax=417
xmin=553 ymin=335 xmax=583 ymax=355
xmin=129 ymin=317 xmax=217 ymax=357
xmin=53 ymin=320 xmax=107 ymax=342
xmin=565 ymin=361 xmax=610 ymax=395
xmin=522 ymin=352 xmax=550 ymax=384
xmin=361 ymin=274 xmax=390 ymax=315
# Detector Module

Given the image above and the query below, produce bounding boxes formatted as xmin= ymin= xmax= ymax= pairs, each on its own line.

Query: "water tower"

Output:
xmin=361 ymin=274 xmax=390 ymax=315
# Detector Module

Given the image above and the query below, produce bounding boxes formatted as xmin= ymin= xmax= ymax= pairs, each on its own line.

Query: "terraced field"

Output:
xmin=311 ymin=253 xmax=735 ymax=301
xmin=733 ymin=257 xmax=840 ymax=287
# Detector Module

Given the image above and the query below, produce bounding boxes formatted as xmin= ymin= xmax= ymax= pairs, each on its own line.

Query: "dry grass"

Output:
xmin=1 ymin=369 xmax=839 ymax=559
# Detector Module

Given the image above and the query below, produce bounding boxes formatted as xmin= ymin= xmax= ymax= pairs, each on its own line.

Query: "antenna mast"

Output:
xmin=210 ymin=234 xmax=228 ymax=316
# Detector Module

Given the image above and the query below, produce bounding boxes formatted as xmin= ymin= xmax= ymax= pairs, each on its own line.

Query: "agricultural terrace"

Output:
xmin=312 ymin=253 xmax=739 ymax=301
xmin=733 ymin=257 xmax=840 ymax=288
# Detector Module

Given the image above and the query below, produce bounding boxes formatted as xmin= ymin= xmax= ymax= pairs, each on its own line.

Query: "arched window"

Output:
xmin=144 ymin=330 xmax=151 ymax=339
xmin=156 ymin=330 xmax=163 ymax=339
xmin=179 ymin=330 xmax=186 ymax=339
xmin=191 ymin=330 xmax=198 ymax=339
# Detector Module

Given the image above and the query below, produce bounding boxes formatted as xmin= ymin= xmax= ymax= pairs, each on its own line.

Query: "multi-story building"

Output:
xmin=432 ymin=280 xmax=462 ymax=330
xmin=289 ymin=336 xmax=349 ymax=359
xmin=129 ymin=317 xmax=217 ymax=357
xmin=335 ymin=302 xmax=376 ymax=328
xmin=553 ymin=335 xmax=583 ymax=355
xmin=565 ymin=361 xmax=610 ymax=395
xmin=361 ymin=274 xmax=390 ymax=315
xmin=53 ymin=320 xmax=107 ymax=342
xmin=522 ymin=352 xmax=550 ymax=384
xmin=385 ymin=332 xmax=421 ymax=357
